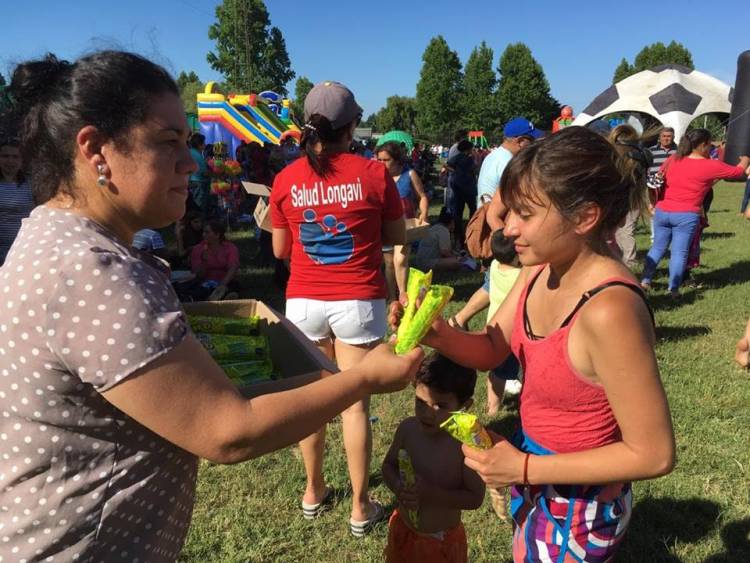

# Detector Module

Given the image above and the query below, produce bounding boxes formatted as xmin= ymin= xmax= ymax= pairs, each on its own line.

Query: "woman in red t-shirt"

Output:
xmin=641 ymin=128 xmax=749 ymax=297
xmin=270 ymin=81 xmax=406 ymax=535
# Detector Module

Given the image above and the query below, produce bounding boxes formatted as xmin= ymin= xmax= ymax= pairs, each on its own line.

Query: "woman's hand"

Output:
xmin=737 ymin=155 xmax=750 ymax=170
xmin=358 ymin=342 xmax=424 ymax=394
xmin=461 ymin=432 xmax=526 ymax=488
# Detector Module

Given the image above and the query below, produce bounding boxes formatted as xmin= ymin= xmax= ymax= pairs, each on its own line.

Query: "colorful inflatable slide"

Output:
xmin=197 ymin=82 xmax=301 ymax=155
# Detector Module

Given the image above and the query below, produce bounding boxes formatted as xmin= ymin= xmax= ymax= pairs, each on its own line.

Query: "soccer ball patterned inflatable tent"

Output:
xmin=572 ymin=65 xmax=733 ymax=142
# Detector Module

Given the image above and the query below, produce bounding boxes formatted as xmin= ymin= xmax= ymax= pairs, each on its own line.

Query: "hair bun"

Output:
xmin=10 ymin=53 xmax=72 ymax=104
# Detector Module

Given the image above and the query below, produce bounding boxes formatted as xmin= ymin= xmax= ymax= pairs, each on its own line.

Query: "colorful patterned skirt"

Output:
xmin=510 ymin=432 xmax=632 ymax=562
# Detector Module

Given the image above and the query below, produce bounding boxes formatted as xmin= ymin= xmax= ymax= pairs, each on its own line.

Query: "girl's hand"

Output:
xmin=735 ymin=336 xmax=750 ymax=368
xmin=462 ymin=432 xmax=527 ymax=488
xmin=387 ymin=295 xmax=448 ymax=348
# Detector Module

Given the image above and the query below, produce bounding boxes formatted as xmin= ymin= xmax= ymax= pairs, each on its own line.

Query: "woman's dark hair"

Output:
xmin=677 ymin=128 xmax=712 ymax=159
xmin=500 ymin=126 xmax=649 ymax=241
xmin=376 ymin=141 xmax=405 ymax=165
xmin=205 ymin=219 xmax=227 ymax=241
xmin=457 ymin=139 xmax=473 ymax=153
xmin=5 ymin=51 xmax=178 ymax=204
xmin=416 ymin=353 xmax=476 ymax=405
xmin=437 ymin=206 xmax=453 ymax=226
xmin=190 ymin=133 xmax=206 ymax=150
xmin=300 ymin=113 xmax=351 ymax=177
xmin=491 ymin=229 xmax=518 ymax=265
xmin=0 ymin=139 xmax=25 ymax=185
xmin=607 ymin=124 xmax=650 ymax=218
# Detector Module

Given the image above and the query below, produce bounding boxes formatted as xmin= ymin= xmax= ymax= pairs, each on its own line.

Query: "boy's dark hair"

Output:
xmin=491 ymin=229 xmax=517 ymax=264
xmin=416 ymin=353 xmax=476 ymax=405
xmin=457 ymin=139 xmax=473 ymax=153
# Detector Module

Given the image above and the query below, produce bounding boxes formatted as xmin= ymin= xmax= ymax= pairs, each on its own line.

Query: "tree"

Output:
xmin=495 ymin=43 xmax=559 ymax=130
xmin=461 ymin=42 xmax=497 ymax=132
xmin=415 ymin=36 xmax=463 ymax=143
xmin=613 ymin=58 xmax=634 ymax=83
xmin=207 ymin=0 xmax=295 ymax=95
xmin=176 ymin=71 xmax=204 ymax=114
xmin=613 ymin=41 xmax=694 ymax=83
xmin=374 ymin=96 xmax=417 ymax=134
xmin=291 ymin=76 xmax=314 ymax=123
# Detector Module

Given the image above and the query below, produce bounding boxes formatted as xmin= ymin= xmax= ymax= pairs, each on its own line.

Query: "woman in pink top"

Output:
xmin=190 ymin=219 xmax=241 ymax=300
xmin=641 ymin=128 xmax=749 ymax=297
xmin=390 ymin=127 xmax=675 ymax=562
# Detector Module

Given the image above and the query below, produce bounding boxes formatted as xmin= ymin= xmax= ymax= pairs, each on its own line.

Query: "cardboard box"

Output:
xmin=242 ymin=181 xmax=271 ymax=197
xmin=253 ymin=197 xmax=273 ymax=232
xmin=184 ymin=300 xmax=339 ymax=379
xmin=405 ymin=218 xmax=430 ymax=243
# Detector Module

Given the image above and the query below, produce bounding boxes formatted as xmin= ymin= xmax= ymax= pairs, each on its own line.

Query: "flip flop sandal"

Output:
xmin=349 ymin=500 xmax=386 ymax=538
xmin=301 ymin=487 xmax=333 ymax=520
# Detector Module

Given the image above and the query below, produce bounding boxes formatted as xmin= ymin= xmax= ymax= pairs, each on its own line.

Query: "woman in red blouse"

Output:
xmin=191 ymin=219 xmax=240 ymax=300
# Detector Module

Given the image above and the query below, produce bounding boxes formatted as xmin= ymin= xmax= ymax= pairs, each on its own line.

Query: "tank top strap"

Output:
xmin=559 ymin=279 xmax=654 ymax=329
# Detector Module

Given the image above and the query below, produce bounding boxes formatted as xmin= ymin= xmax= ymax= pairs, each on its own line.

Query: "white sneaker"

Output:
xmin=504 ymin=379 xmax=522 ymax=395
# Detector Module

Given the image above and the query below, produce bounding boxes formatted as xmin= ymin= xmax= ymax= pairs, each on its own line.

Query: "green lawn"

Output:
xmin=178 ymin=183 xmax=750 ymax=562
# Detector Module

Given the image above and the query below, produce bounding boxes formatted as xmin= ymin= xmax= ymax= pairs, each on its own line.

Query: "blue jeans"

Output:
xmin=641 ymin=209 xmax=701 ymax=291
xmin=741 ymin=178 xmax=750 ymax=213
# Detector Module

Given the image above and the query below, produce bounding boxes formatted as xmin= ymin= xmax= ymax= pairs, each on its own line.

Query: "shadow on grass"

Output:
xmin=696 ymin=260 xmax=750 ymax=290
xmin=648 ymin=290 xmax=700 ymax=312
xmin=655 ymin=325 xmax=711 ymax=342
xmin=703 ymin=518 xmax=750 ymax=563
xmin=619 ymin=497 xmax=720 ymax=562
xmin=701 ymin=231 xmax=735 ymax=240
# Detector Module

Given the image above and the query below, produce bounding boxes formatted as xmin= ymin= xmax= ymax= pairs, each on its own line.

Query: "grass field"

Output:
xmin=178 ymin=183 xmax=750 ymax=562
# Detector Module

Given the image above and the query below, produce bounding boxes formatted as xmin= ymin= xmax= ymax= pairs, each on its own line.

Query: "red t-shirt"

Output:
xmin=270 ymin=153 xmax=403 ymax=300
xmin=190 ymin=240 xmax=240 ymax=282
xmin=658 ymin=157 xmax=745 ymax=214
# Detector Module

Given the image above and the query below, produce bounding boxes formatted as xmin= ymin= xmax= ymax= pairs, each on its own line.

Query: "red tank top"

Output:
xmin=510 ymin=266 xmax=652 ymax=454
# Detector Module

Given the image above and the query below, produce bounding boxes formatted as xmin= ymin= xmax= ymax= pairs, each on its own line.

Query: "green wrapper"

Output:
xmin=220 ymin=360 xmax=275 ymax=384
xmin=395 ymin=285 xmax=453 ymax=354
xmin=396 ymin=268 xmax=432 ymax=345
xmin=188 ymin=315 xmax=260 ymax=336
xmin=398 ymin=449 xmax=419 ymax=527
xmin=440 ymin=412 xmax=493 ymax=450
xmin=195 ymin=333 xmax=270 ymax=362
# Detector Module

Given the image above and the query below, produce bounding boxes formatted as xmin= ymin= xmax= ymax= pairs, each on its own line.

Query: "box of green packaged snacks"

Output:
xmin=184 ymin=300 xmax=339 ymax=386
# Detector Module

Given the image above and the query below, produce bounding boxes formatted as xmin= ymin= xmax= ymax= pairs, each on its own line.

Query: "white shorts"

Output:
xmin=285 ymin=298 xmax=386 ymax=345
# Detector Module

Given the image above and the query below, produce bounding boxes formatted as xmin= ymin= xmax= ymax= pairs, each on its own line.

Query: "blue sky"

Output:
xmin=2 ymin=0 xmax=746 ymax=119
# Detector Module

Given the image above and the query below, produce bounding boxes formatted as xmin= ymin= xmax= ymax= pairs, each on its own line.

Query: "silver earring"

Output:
xmin=97 ymin=164 xmax=107 ymax=187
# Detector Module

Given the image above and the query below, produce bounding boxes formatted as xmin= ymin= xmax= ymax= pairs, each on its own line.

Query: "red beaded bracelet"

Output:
xmin=523 ymin=453 xmax=531 ymax=486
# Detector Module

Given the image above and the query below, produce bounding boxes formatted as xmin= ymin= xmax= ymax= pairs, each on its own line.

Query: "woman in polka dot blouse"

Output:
xmin=0 ymin=51 xmax=424 ymax=563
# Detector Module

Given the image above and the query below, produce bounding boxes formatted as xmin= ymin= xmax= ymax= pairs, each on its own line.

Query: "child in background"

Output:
xmin=382 ymin=354 xmax=485 ymax=563
xmin=485 ymin=229 xmax=522 ymax=416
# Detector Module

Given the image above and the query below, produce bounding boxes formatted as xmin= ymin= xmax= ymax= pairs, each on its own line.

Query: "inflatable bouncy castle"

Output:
xmin=197 ymin=83 xmax=301 ymax=156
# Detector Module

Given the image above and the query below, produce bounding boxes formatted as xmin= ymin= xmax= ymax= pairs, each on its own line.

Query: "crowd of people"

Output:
xmin=0 ymin=49 xmax=749 ymax=563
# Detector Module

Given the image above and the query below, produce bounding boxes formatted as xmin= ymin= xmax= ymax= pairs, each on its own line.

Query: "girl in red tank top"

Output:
xmin=394 ymin=127 xmax=675 ymax=562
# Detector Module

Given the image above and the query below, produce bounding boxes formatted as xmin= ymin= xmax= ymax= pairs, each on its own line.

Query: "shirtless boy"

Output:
xmin=382 ymin=354 xmax=485 ymax=562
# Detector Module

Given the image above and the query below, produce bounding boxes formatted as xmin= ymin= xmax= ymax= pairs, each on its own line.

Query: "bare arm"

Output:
xmin=486 ymin=188 xmax=507 ymax=231
xmin=102 ymin=336 xmax=423 ymax=464
xmin=464 ymin=289 xmax=675 ymax=486
xmin=735 ymin=316 xmax=750 ymax=367
xmin=410 ymin=169 xmax=429 ymax=223
xmin=410 ymin=267 xmax=531 ymax=370
xmin=382 ymin=422 xmax=407 ymax=495
xmin=272 ymin=227 xmax=292 ymax=259
xmin=382 ymin=216 xmax=407 ymax=246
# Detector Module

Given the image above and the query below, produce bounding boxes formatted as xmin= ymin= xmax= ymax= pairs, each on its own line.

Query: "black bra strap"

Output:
xmin=524 ymin=278 xmax=654 ymax=341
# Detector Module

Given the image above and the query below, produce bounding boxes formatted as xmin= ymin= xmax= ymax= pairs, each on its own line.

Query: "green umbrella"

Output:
xmin=376 ymin=130 xmax=414 ymax=153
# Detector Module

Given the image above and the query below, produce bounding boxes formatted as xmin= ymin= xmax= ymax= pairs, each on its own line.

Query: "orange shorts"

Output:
xmin=384 ymin=509 xmax=468 ymax=563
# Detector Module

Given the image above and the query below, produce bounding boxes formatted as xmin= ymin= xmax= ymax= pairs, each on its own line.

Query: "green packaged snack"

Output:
xmin=395 ymin=284 xmax=453 ymax=354
xmin=195 ymin=333 xmax=270 ymax=362
xmin=396 ymin=268 xmax=432 ymax=345
xmin=440 ymin=412 xmax=493 ymax=450
xmin=188 ymin=315 xmax=260 ymax=336
xmin=397 ymin=449 xmax=419 ymax=527
xmin=220 ymin=360 xmax=275 ymax=384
